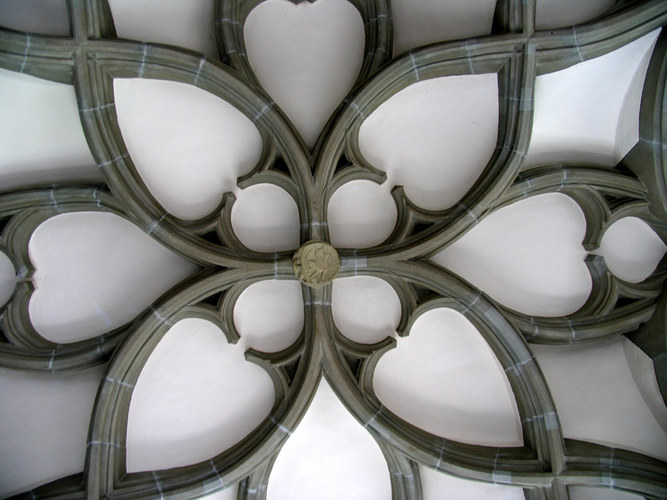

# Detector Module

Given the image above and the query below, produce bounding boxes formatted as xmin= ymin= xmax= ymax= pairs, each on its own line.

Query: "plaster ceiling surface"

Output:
xmin=0 ymin=1 xmax=666 ymax=500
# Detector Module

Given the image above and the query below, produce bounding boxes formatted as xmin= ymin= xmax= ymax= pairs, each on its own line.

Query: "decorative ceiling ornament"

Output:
xmin=0 ymin=0 xmax=666 ymax=499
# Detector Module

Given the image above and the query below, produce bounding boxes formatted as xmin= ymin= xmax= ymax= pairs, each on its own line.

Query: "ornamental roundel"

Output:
xmin=0 ymin=1 xmax=666 ymax=499
xmin=293 ymin=241 xmax=340 ymax=287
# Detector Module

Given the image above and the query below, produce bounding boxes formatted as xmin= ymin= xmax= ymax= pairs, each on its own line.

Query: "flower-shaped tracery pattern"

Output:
xmin=1 ymin=0 xmax=667 ymax=499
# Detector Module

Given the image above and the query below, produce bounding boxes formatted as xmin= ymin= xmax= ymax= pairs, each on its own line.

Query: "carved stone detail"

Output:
xmin=293 ymin=241 xmax=340 ymax=287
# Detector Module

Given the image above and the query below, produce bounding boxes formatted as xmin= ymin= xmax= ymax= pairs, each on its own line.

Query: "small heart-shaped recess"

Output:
xmin=432 ymin=193 xmax=591 ymax=317
xmin=244 ymin=0 xmax=364 ymax=149
xmin=0 ymin=251 xmax=16 ymax=308
xmin=359 ymin=74 xmax=499 ymax=211
xmin=267 ymin=377 xmax=391 ymax=499
xmin=374 ymin=308 xmax=522 ymax=447
xmin=0 ymin=69 xmax=101 ymax=191
xmin=114 ymin=78 xmax=262 ymax=221
xmin=532 ymin=338 xmax=667 ymax=461
xmin=126 ymin=318 xmax=275 ymax=472
xmin=29 ymin=212 xmax=199 ymax=343
xmin=327 ymin=180 xmax=397 ymax=249
xmin=231 ymin=183 xmax=300 ymax=252
xmin=527 ymin=29 xmax=660 ymax=168
xmin=332 ymin=276 xmax=401 ymax=344
xmin=233 ymin=279 xmax=304 ymax=353
xmin=598 ymin=217 xmax=666 ymax=283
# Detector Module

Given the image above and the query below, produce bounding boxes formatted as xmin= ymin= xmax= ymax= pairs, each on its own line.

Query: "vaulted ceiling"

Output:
xmin=0 ymin=1 xmax=666 ymax=499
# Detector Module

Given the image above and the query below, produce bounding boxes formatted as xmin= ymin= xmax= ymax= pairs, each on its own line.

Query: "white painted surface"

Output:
xmin=374 ymin=308 xmax=522 ymax=446
xmin=109 ymin=0 xmax=218 ymax=59
xmin=201 ymin=484 xmax=239 ymax=500
xmin=234 ymin=279 xmax=303 ymax=352
xmin=432 ymin=194 xmax=591 ymax=316
xmin=29 ymin=212 xmax=199 ymax=343
xmin=244 ymin=0 xmax=364 ymax=149
xmin=0 ymin=251 xmax=17 ymax=307
xmin=267 ymin=377 xmax=391 ymax=500
xmin=231 ymin=183 xmax=300 ymax=252
xmin=535 ymin=0 xmax=616 ymax=30
xmin=328 ymin=179 xmax=397 ymax=248
xmin=0 ymin=69 xmax=101 ymax=191
xmin=332 ymin=276 xmax=401 ymax=344
xmin=391 ymin=0 xmax=496 ymax=56
xmin=0 ymin=0 xmax=70 ymax=36
xmin=114 ymin=78 xmax=262 ymax=221
xmin=527 ymin=30 xmax=660 ymax=168
xmin=358 ymin=74 xmax=499 ymax=210
xmin=0 ymin=365 xmax=105 ymax=497
xmin=420 ymin=465 xmax=525 ymax=500
xmin=532 ymin=337 xmax=667 ymax=461
xmin=126 ymin=318 xmax=275 ymax=472
xmin=597 ymin=217 xmax=666 ymax=283
xmin=569 ymin=486 xmax=644 ymax=500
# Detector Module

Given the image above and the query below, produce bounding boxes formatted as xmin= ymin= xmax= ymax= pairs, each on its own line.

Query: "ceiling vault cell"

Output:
xmin=0 ymin=0 xmax=666 ymax=499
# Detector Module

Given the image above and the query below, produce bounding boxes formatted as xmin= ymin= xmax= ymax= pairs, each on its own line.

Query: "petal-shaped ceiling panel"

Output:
xmin=231 ymin=183 xmax=300 ymax=252
xmin=29 ymin=212 xmax=199 ymax=343
xmin=244 ymin=0 xmax=364 ymax=149
xmin=114 ymin=78 xmax=262 ymax=220
xmin=535 ymin=0 xmax=615 ymax=31
xmin=431 ymin=193 xmax=591 ymax=316
xmin=234 ymin=279 xmax=303 ymax=353
xmin=391 ymin=0 xmax=496 ymax=56
xmin=327 ymin=180 xmax=397 ymax=249
xmin=532 ymin=337 xmax=667 ymax=461
xmin=358 ymin=74 xmax=499 ymax=211
xmin=0 ymin=364 xmax=105 ymax=497
xmin=374 ymin=308 xmax=522 ymax=446
xmin=420 ymin=465 xmax=524 ymax=500
xmin=108 ymin=0 xmax=217 ymax=59
xmin=527 ymin=30 xmax=660 ymax=167
xmin=0 ymin=69 xmax=101 ymax=191
xmin=267 ymin=377 xmax=391 ymax=500
xmin=598 ymin=217 xmax=666 ymax=283
xmin=0 ymin=0 xmax=69 ymax=36
xmin=126 ymin=318 xmax=275 ymax=472
xmin=0 ymin=251 xmax=16 ymax=308
xmin=332 ymin=276 xmax=401 ymax=344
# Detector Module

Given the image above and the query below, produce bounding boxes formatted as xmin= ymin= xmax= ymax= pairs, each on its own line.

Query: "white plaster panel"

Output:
xmin=234 ymin=279 xmax=304 ymax=352
xmin=0 ymin=69 xmax=101 ymax=191
xmin=29 ymin=212 xmax=199 ymax=343
xmin=527 ymin=30 xmax=660 ymax=167
xmin=532 ymin=337 xmax=667 ymax=461
xmin=432 ymin=193 xmax=591 ymax=316
xmin=374 ymin=308 xmax=522 ymax=446
xmin=0 ymin=365 xmax=105 ymax=497
xmin=109 ymin=0 xmax=218 ymax=59
xmin=126 ymin=318 xmax=275 ymax=472
xmin=244 ymin=0 xmax=364 ymax=149
xmin=114 ymin=78 xmax=262 ymax=221
xmin=391 ymin=0 xmax=496 ymax=56
xmin=358 ymin=74 xmax=499 ymax=211
xmin=267 ymin=377 xmax=391 ymax=500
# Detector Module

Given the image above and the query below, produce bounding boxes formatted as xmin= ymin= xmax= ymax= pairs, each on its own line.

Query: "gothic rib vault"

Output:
xmin=0 ymin=0 xmax=667 ymax=499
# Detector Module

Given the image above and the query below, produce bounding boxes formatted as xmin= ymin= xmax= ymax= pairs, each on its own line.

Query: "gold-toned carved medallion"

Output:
xmin=293 ymin=241 xmax=340 ymax=287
